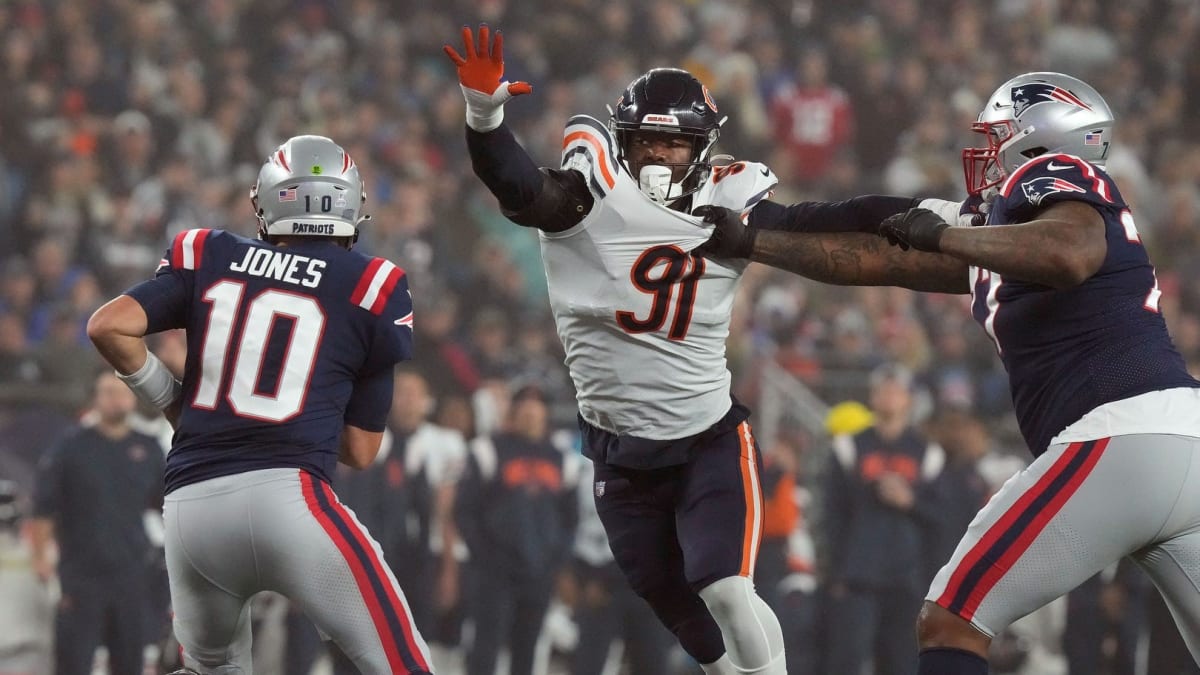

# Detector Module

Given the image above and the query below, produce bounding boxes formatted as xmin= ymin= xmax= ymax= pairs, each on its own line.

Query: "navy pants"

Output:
xmin=588 ymin=408 xmax=765 ymax=665
xmin=823 ymin=585 xmax=920 ymax=675
xmin=55 ymin=572 xmax=147 ymax=675
xmin=570 ymin=562 xmax=673 ymax=675
xmin=466 ymin=569 xmax=553 ymax=675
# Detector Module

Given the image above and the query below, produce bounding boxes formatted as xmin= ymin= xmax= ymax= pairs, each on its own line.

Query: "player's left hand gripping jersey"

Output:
xmin=969 ymin=154 xmax=1199 ymax=456
xmin=542 ymin=115 xmax=776 ymax=441
xmin=126 ymin=229 xmax=414 ymax=493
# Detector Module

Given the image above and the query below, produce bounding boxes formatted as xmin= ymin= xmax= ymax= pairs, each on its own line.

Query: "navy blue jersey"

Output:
xmin=126 ymin=229 xmax=414 ymax=493
xmin=971 ymin=154 xmax=1198 ymax=456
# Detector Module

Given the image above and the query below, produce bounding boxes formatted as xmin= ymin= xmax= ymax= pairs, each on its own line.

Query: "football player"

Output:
xmin=699 ymin=72 xmax=1200 ymax=675
xmin=88 ymin=135 xmax=433 ymax=674
xmin=444 ymin=24 xmax=961 ymax=675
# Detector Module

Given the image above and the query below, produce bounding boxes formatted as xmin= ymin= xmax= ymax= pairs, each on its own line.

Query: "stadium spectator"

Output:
xmin=821 ymin=363 xmax=946 ymax=675
xmin=456 ymin=385 xmax=579 ymax=675
xmin=30 ymin=370 xmax=164 ymax=675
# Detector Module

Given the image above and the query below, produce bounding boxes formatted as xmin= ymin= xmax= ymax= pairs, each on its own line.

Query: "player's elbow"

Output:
xmin=86 ymin=303 xmax=120 ymax=344
xmin=1046 ymin=250 xmax=1100 ymax=289
xmin=1059 ymin=262 xmax=1093 ymax=289
xmin=87 ymin=296 xmax=147 ymax=344
xmin=339 ymin=426 xmax=383 ymax=469
xmin=339 ymin=451 xmax=374 ymax=470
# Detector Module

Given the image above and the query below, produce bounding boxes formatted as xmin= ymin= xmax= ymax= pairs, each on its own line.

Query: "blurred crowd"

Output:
xmin=1 ymin=0 xmax=1199 ymax=673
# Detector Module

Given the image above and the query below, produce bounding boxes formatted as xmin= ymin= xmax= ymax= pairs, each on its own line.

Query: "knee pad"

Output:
xmin=698 ymin=576 xmax=785 ymax=674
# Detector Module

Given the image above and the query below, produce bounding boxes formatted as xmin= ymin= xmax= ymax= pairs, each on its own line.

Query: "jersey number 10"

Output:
xmin=194 ymin=280 xmax=326 ymax=422
xmin=616 ymin=245 xmax=705 ymax=340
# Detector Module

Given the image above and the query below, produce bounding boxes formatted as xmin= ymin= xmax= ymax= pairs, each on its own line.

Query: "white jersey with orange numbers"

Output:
xmin=539 ymin=115 xmax=776 ymax=441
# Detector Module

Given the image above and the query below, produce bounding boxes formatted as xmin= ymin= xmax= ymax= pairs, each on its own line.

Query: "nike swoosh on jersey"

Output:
xmin=760 ymin=168 xmax=770 ymax=176
xmin=1046 ymin=162 xmax=1072 ymax=171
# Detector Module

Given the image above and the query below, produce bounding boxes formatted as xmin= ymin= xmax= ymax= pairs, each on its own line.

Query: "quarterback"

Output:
xmin=88 ymin=135 xmax=432 ymax=674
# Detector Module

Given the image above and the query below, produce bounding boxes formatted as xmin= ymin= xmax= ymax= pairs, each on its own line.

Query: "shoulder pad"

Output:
xmin=999 ymin=154 xmax=1121 ymax=209
xmin=350 ymin=257 xmax=406 ymax=315
xmin=693 ymin=161 xmax=778 ymax=214
xmin=168 ymin=229 xmax=218 ymax=271
xmin=562 ymin=115 xmax=621 ymax=197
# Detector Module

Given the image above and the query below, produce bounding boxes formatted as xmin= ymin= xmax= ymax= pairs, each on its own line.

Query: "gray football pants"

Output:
xmin=164 ymin=468 xmax=432 ymax=674
xmin=927 ymin=433 xmax=1200 ymax=661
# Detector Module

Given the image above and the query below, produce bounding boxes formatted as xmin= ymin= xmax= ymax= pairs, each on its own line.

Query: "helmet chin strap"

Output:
xmin=639 ymin=165 xmax=682 ymax=205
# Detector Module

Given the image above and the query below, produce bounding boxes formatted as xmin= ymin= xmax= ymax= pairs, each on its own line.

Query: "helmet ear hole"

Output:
xmin=1020 ymin=146 xmax=1048 ymax=159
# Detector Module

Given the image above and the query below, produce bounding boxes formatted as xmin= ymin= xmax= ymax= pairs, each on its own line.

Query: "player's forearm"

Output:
xmin=751 ymin=231 xmax=970 ymax=294
xmin=938 ymin=218 xmax=1100 ymax=289
xmin=466 ymin=123 xmax=544 ymax=213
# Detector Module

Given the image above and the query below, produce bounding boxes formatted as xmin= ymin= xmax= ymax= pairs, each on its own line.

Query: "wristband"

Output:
xmin=116 ymin=351 xmax=182 ymax=410
xmin=462 ymin=84 xmax=505 ymax=132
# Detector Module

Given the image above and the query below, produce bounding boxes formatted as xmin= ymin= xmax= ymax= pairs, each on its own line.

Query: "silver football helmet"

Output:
xmin=963 ymin=72 xmax=1114 ymax=195
xmin=251 ymin=135 xmax=367 ymax=242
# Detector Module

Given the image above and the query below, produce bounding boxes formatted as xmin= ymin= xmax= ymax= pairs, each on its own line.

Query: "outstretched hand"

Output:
xmin=443 ymin=24 xmax=531 ymax=131
xmin=693 ymin=205 xmax=757 ymax=260
xmin=878 ymin=208 xmax=949 ymax=252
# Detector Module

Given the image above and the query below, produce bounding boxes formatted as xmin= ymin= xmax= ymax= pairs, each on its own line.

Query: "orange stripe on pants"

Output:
xmin=737 ymin=422 xmax=764 ymax=577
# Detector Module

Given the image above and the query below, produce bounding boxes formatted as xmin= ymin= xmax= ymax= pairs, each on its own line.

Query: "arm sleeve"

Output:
xmin=466 ymin=124 xmax=592 ymax=231
xmin=750 ymin=195 xmax=919 ymax=234
xmin=123 ymin=260 xmax=192 ymax=333
xmin=343 ymin=366 xmax=395 ymax=432
xmin=466 ymin=123 xmax=544 ymax=213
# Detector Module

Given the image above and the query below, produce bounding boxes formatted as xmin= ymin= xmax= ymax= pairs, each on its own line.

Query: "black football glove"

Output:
xmin=958 ymin=193 xmax=989 ymax=227
xmin=878 ymin=207 xmax=949 ymax=252
xmin=693 ymin=205 xmax=757 ymax=259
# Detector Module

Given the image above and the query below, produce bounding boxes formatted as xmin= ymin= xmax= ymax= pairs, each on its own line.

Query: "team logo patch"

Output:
xmin=1021 ymin=176 xmax=1086 ymax=205
xmin=594 ymin=481 xmax=606 ymax=498
xmin=702 ymin=84 xmax=718 ymax=113
xmin=1011 ymin=83 xmax=1092 ymax=118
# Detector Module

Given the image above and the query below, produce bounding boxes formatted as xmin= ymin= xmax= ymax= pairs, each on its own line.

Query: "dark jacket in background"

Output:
xmin=455 ymin=431 xmax=578 ymax=580
xmin=33 ymin=425 xmax=164 ymax=580
xmin=823 ymin=425 xmax=946 ymax=591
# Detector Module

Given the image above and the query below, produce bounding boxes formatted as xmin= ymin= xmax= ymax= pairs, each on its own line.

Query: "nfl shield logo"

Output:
xmin=594 ymin=481 xmax=606 ymax=498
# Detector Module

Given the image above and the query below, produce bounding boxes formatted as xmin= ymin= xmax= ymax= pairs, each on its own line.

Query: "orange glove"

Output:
xmin=443 ymin=24 xmax=532 ymax=132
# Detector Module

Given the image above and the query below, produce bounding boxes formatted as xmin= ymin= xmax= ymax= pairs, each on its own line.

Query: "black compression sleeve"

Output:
xmin=750 ymin=195 xmax=921 ymax=234
xmin=466 ymin=123 xmax=545 ymax=213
